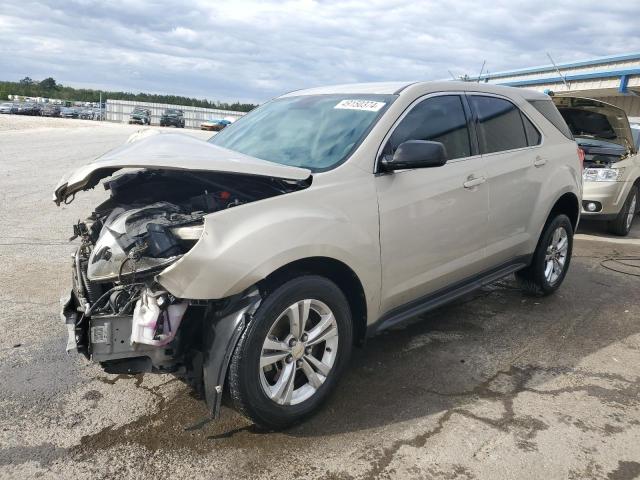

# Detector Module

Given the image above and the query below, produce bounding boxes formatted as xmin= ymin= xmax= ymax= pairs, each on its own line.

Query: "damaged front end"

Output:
xmin=57 ymin=134 xmax=311 ymax=416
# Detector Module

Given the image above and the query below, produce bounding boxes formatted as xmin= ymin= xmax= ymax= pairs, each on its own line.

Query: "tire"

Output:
xmin=516 ymin=214 xmax=573 ymax=296
xmin=608 ymin=185 xmax=638 ymax=236
xmin=228 ymin=275 xmax=353 ymax=430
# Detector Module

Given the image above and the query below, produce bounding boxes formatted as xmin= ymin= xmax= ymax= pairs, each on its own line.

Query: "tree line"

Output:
xmin=0 ymin=77 xmax=257 ymax=112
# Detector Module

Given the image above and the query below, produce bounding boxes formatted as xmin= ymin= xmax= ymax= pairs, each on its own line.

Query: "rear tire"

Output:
xmin=228 ymin=275 xmax=352 ymax=430
xmin=608 ymin=185 xmax=638 ymax=236
xmin=516 ymin=214 xmax=573 ymax=296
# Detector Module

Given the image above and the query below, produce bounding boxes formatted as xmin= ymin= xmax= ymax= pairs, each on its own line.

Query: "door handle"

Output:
xmin=463 ymin=176 xmax=486 ymax=189
xmin=534 ymin=156 xmax=547 ymax=167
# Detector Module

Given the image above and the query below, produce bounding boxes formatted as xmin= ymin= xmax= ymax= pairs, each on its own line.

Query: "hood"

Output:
xmin=553 ymin=96 xmax=635 ymax=153
xmin=53 ymin=133 xmax=312 ymax=205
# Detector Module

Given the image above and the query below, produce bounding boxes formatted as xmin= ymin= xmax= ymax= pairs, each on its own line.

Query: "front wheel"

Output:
xmin=228 ymin=276 xmax=352 ymax=430
xmin=516 ymin=214 xmax=573 ymax=296
xmin=608 ymin=186 xmax=638 ymax=236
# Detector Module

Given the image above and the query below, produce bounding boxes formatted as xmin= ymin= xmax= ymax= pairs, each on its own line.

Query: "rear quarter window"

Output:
xmin=528 ymin=99 xmax=574 ymax=140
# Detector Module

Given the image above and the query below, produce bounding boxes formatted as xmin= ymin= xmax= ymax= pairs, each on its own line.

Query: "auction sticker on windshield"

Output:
xmin=334 ymin=99 xmax=386 ymax=112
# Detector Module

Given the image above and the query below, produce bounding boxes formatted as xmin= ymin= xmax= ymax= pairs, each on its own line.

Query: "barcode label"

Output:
xmin=91 ymin=325 xmax=109 ymax=344
xmin=334 ymin=100 xmax=386 ymax=112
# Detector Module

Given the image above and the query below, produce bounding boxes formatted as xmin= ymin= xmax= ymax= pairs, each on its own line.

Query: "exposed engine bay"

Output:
xmin=576 ymin=138 xmax=628 ymax=169
xmin=61 ymin=166 xmax=308 ymax=409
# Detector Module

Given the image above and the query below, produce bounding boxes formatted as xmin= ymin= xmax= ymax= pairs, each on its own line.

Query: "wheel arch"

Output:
xmin=548 ymin=191 xmax=580 ymax=231
xmin=258 ymin=256 xmax=368 ymax=346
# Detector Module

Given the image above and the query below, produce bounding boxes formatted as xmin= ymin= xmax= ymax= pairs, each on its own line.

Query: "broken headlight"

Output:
xmin=87 ymin=227 xmax=181 ymax=282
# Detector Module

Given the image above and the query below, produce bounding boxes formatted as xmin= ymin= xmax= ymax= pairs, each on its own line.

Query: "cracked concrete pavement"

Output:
xmin=1 ymin=115 xmax=640 ymax=479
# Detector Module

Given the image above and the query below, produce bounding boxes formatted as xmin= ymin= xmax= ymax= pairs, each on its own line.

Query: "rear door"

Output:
xmin=376 ymin=93 xmax=489 ymax=314
xmin=467 ymin=94 xmax=546 ymax=264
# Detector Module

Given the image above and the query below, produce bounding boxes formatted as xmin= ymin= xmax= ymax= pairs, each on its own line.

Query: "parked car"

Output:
xmin=60 ymin=107 xmax=79 ymax=119
xmin=41 ymin=104 xmax=61 ymax=117
xmin=160 ymin=108 xmax=185 ymax=128
xmin=200 ymin=118 xmax=231 ymax=131
xmin=55 ymin=82 xmax=581 ymax=430
xmin=16 ymin=102 xmax=40 ymax=115
xmin=553 ymin=97 xmax=640 ymax=235
xmin=129 ymin=108 xmax=151 ymax=125
xmin=0 ymin=102 xmax=17 ymax=114
xmin=79 ymin=108 xmax=95 ymax=120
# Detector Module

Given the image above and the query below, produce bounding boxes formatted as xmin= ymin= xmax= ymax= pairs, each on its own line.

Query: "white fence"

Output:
xmin=105 ymin=99 xmax=246 ymax=129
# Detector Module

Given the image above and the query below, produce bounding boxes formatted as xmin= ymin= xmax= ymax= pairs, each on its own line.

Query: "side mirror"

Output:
xmin=381 ymin=140 xmax=448 ymax=171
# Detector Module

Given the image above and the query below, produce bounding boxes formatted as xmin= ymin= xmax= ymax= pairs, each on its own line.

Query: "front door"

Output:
xmin=376 ymin=94 xmax=489 ymax=315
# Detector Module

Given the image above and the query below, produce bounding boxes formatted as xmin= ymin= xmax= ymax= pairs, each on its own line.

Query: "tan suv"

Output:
xmin=56 ymin=81 xmax=582 ymax=429
xmin=553 ymin=97 xmax=640 ymax=235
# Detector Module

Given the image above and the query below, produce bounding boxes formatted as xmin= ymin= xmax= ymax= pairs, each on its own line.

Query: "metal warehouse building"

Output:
xmin=105 ymin=99 xmax=245 ymax=129
xmin=479 ymin=52 xmax=640 ymax=117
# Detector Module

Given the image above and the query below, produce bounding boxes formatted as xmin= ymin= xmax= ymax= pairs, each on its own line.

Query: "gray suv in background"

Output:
xmin=160 ymin=108 xmax=185 ymax=128
xmin=56 ymin=81 xmax=581 ymax=429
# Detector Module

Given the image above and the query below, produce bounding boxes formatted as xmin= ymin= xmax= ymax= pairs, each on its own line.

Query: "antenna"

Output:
xmin=477 ymin=60 xmax=486 ymax=83
xmin=447 ymin=70 xmax=457 ymax=81
xmin=546 ymin=52 xmax=569 ymax=89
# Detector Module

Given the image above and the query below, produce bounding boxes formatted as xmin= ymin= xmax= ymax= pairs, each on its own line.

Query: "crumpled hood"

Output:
xmin=553 ymin=96 xmax=635 ymax=153
xmin=53 ymin=133 xmax=311 ymax=205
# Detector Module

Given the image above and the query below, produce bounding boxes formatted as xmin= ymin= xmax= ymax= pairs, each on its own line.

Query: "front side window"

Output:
xmin=385 ymin=95 xmax=471 ymax=160
xmin=470 ymin=96 xmax=528 ymax=154
xmin=210 ymin=94 xmax=395 ymax=171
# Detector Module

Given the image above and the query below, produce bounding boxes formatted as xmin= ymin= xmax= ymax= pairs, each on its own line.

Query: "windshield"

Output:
xmin=209 ymin=94 xmax=395 ymax=171
xmin=164 ymin=109 xmax=179 ymax=115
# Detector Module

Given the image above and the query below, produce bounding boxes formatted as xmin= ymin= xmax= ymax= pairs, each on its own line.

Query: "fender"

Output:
xmin=156 ymin=170 xmax=382 ymax=324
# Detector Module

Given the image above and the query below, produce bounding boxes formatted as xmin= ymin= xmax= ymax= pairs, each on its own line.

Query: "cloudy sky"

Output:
xmin=1 ymin=0 xmax=640 ymax=103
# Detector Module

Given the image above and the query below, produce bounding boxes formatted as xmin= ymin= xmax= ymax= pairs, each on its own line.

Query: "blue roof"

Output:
xmin=480 ymin=52 xmax=640 ymax=80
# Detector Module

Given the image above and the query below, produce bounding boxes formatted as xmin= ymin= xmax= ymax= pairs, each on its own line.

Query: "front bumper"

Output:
xmin=61 ymin=288 xmax=178 ymax=373
xmin=161 ymin=118 xmax=180 ymax=125
xmin=581 ymin=181 xmax=633 ymax=219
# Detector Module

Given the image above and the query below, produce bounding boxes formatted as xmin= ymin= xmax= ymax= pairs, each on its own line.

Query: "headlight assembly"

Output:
xmin=583 ymin=167 xmax=624 ymax=182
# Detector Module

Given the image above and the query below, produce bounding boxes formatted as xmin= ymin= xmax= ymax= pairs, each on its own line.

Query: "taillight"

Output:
xmin=577 ymin=147 xmax=585 ymax=168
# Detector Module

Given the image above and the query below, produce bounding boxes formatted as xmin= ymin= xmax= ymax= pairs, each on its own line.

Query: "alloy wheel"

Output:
xmin=259 ymin=299 xmax=339 ymax=406
xmin=544 ymin=226 xmax=569 ymax=285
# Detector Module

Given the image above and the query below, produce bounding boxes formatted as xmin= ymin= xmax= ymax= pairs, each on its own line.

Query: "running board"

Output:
xmin=370 ymin=257 xmax=530 ymax=336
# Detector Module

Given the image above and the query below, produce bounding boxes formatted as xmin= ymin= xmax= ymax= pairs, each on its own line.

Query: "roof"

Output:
xmin=282 ymin=80 xmax=550 ymax=100
xmin=282 ymin=82 xmax=416 ymax=96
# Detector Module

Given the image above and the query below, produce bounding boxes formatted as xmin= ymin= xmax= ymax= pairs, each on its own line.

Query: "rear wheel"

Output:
xmin=608 ymin=186 xmax=638 ymax=236
xmin=516 ymin=214 xmax=573 ymax=296
xmin=228 ymin=276 xmax=352 ymax=430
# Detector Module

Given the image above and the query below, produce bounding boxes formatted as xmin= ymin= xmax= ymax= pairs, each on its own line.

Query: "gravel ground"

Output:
xmin=1 ymin=116 xmax=640 ymax=479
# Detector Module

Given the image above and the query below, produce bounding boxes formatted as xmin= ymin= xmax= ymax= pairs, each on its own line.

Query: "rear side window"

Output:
xmin=522 ymin=114 xmax=542 ymax=146
xmin=528 ymin=99 xmax=574 ymax=140
xmin=387 ymin=95 xmax=471 ymax=160
xmin=470 ymin=96 xmax=528 ymax=154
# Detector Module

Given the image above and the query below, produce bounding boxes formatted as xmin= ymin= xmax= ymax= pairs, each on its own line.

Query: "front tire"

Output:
xmin=608 ymin=185 xmax=638 ymax=236
xmin=228 ymin=275 xmax=352 ymax=430
xmin=516 ymin=214 xmax=573 ymax=296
